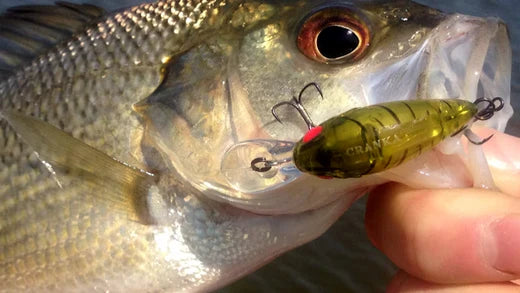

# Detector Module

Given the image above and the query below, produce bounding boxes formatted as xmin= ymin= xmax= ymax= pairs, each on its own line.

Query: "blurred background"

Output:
xmin=0 ymin=0 xmax=517 ymax=292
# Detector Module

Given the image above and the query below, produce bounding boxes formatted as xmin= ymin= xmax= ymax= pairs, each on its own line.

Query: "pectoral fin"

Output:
xmin=1 ymin=110 xmax=156 ymax=224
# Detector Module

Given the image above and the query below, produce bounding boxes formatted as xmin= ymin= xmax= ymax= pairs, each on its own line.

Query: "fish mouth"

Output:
xmin=421 ymin=14 xmax=513 ymax=131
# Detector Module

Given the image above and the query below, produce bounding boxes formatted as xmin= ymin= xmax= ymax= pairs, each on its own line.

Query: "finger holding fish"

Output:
xmin=366 ymin=130 xmax=520 ymax=288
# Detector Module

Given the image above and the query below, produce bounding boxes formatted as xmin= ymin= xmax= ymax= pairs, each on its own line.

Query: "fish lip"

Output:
xmin=421 ymin=14 xmax=513 ymax=131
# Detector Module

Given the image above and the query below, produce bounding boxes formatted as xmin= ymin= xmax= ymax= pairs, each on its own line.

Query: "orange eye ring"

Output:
xmin=297 ymin=7 xmax=370 ymax=64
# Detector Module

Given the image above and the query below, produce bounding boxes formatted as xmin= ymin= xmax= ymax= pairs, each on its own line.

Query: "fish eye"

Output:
xmin=297 ymin=7 xmax=370 ymax=64
xmin=317 ymin=26 xmax=359 ymax=59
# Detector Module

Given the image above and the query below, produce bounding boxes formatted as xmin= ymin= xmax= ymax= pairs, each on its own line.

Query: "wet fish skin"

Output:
xmin=0 ymin=1 xmax=352 ymax=291
xmin=0 ymin=0 xmax=512 ymax=292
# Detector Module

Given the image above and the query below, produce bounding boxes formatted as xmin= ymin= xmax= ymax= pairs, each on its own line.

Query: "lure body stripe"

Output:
xmin=293 ymin=99 xmax=477 ymax=178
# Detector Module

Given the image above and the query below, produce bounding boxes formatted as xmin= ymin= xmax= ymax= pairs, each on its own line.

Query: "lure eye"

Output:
xmin=297 ymin=7 xmax=370 ymax=63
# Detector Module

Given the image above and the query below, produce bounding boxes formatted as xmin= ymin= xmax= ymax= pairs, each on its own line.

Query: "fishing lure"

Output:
xmin=251 ymin=83 xmax=504 ymax=179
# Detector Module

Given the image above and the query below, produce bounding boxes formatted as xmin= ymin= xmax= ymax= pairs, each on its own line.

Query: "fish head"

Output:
xmin=139 ymin=0 xmax=512 ymax=215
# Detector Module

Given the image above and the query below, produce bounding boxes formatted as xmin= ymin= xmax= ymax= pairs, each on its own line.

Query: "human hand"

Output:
xmin=365 ymin=128 xmax=520 ymax=292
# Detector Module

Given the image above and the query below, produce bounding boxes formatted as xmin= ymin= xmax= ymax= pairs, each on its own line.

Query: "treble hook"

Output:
xmin=271 ymin=82 xmax=324 ymax=130
xmin=463 ymin=97 xmax=505 ymax=145
xmin=251 ymin=83 xmax=323 ymax=173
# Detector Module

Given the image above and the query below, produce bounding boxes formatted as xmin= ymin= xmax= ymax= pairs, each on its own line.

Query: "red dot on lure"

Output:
xmin=303 ymin=126 xmax=323 ymax=143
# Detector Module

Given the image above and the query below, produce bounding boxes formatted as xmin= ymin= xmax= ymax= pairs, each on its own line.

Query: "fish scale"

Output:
xmin=0 ymin=0 xmax=231 ymax=291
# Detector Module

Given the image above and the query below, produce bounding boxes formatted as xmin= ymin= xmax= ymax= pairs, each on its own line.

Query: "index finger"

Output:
xmin=364 ymin=128 xmax=520 ymax=284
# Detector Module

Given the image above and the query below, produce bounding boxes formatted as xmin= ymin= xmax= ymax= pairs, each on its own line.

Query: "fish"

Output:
xmin=0 ymin=0 xmax=512 ymax=292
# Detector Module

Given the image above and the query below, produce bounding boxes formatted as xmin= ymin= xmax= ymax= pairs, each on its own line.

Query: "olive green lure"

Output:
xmin=252 ymin=83 xmax=504 ymax=179
xmin=294 ymin=99 xmax=476 ymax=178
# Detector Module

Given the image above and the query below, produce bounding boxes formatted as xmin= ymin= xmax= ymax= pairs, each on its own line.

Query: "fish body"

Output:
xmin=293 ymin=99 xmax=477 ymax=178
xmin=0 ymin=0 xmax=513 ymax=292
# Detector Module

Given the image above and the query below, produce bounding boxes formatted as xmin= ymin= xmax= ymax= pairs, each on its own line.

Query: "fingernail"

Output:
xmin=485 ymin=214 xmax=520 ymax=275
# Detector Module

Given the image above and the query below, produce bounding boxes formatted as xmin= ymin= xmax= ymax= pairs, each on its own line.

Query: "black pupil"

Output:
xmin=316 ymin=26 xmax=360 ymax=59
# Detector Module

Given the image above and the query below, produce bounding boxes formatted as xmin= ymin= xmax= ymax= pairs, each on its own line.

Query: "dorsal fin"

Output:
xmin=0 ymin=2 xmax=105 ymax=79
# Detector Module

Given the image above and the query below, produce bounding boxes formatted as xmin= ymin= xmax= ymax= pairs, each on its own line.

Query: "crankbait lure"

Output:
xmin=251 ymin=83 xmax=504 ymax=179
